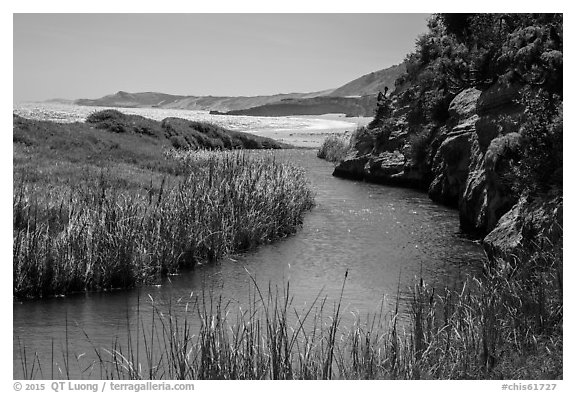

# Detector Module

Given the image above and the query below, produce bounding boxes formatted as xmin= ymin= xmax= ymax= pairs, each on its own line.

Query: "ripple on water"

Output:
xmin=13 ymin=147 xmax=486 ymax=379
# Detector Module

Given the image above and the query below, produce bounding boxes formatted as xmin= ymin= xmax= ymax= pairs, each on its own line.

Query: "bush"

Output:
xmin=317 ymin=134 xmax=350 ymax=163
xmin=406 ymin=128 xmax=432 ymax=167
xmin=513 ymin=90 xmax=562 ymax=197
xmin=86 ymin=110 xmax=160 ymax=136
xmin=169 ymin=135 xmax=189 ymax=150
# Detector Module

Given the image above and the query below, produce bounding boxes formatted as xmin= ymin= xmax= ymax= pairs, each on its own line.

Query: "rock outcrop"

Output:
xmin=483 ymin=193 xmax=563 ymax=267
xmin=429 ymin=87 xmax=481 ymax=207
xmin=332 ymin=82 xmax=562 ymax=262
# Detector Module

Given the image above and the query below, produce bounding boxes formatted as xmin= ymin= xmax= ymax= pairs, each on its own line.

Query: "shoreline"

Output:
xmin=13 ymin=102 xmax=372 ymax=148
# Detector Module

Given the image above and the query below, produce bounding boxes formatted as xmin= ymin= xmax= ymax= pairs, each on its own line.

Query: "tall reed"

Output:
xmin=16 ymin=248 xmax=562 ymax=380
xmin=13 ymin=150 xmax=315 ymax=299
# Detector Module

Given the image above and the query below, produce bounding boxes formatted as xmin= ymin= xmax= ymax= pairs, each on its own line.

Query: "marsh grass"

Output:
xmin=17 ymin=247 xmax=562 ymax=379
xmin=13 ymin=150 xmax=314 ymax=299
xmin=317 ymin=134 xmax=350 ymax=163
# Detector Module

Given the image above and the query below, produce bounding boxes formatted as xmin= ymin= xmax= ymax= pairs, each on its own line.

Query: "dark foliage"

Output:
xmin=384 ymin=14 xmax=563 ymax=200
xmin=82 ymin=110 xmax=286 ymax=150
xmin=390 ymin=14 xmax=562 ymax=129
xmin=86 ymin=109 xmax=161 ymax=136
xmin=368 ymin=98 xmax=393 ymax=129
xmin=514 ymin=90 xmax=562 ymax=197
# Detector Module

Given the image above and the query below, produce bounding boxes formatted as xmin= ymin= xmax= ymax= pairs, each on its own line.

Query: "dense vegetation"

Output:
xmin=317 ymin=134 xmax=350 ymax=163
xmin=386 ymin=13 xmax=563 ymax=196
xmin=13 ymin=113 xmax=312 ymax=298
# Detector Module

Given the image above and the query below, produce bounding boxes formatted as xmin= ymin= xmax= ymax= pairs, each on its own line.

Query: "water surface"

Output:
xmin=13 ymin=150 xmax=486 ymax=379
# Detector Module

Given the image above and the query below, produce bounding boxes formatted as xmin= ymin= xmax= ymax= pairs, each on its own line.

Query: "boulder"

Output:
xmin=447 ymin=87 xmax=482 ymax=128
xmin=332 ymin=150 xmax=370 ymax=180
xmin=366 ymin=151 xmax=406 ymax=178
xmin=483 ymin=194 xmax=563 ymax=266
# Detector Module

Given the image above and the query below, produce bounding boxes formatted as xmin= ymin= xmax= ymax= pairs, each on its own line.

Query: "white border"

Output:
xmin=4 ymin=2 xmax=573 ymax=391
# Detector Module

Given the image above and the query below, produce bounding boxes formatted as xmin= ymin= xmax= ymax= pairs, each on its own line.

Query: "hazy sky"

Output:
xmin=13 ymin=13 xmax=431 ymax=102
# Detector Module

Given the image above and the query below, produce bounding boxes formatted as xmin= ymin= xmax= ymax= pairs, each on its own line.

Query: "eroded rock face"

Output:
xmin=459 ymin=83 xmax=524 ymax=235
xmin=459 ymin=136 xmax=488 ymax=234
xmin=429 ymin=131 xmax=474 ymax=206
xmin=333 ymin=111 xmax=415 ymax=185
xmin=332 ymin=150 xmax=370 ymax=180
xmin=428 ymin=88 xmax=481 ymax=206
xmin=447 ymin=87 xmax=482 ymax=128
xmin=330 ymin=80 xmax=561 ymax=268
xmin=483 ymin=194 xmax=563 ymax=265
xmin=364 ymin=151 xmax=423 ymax=186
xmin=367 ymin=151 xmax=405 ymax=178
xmin=332 ymin=82 xmax=543 ymax=245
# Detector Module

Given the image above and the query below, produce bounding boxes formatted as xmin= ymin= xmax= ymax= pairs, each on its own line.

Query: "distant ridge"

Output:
xmin=75 ymin=91 xmax=331 ymax=112
xmin=41 ymin=98 xmax=75 ymax=105
xmin=72 ymin=63 xmax=406 ymax=115
xmin=327 ymin=63 xmax=406 ymax=97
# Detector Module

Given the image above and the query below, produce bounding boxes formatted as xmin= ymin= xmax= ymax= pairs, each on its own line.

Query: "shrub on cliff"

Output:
xmin=393 ymin=14 xmax=562 ymax=131
xmin=513 ymin=90 xmax=562 ymax=197
xmin=406 ymin=128 xmax=432 ymax=168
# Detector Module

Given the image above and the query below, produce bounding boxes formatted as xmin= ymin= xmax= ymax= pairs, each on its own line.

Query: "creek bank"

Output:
xmin=332 ymin=83 xmax=562 ymax=263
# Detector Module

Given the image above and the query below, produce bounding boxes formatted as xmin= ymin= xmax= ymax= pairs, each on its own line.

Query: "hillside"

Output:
xmin=76 ymin=91 xmax=187 ymax=107
xmin=14 ymin=109 xmax=287 ymax=166
xmin=75 ymin=91 xmax=333 ymax=112
xmin=210 ymin=63 xmax=405 ymax=116
xmin=327 ymin=63 xmax=406 ymax=97
xmin=218 ymin=95 xmax=378 ymax=117
xmin=72 ymin=63 xmax=405 ymax=115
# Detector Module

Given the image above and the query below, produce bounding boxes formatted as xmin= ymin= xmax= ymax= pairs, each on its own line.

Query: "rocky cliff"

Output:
xmin=333 ymin=83 xmax=562 ymax=263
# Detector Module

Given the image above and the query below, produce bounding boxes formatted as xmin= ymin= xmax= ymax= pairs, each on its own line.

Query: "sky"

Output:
xmin=13 ymin=13 xmax=431 ymax=102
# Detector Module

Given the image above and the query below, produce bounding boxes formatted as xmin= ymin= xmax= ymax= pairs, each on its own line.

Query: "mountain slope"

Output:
xmin=75 ymin=91 xmax=335 ymax=112
xmin=221 ymin=96 xmax=377 ymax=117
xmin=73 ymin=63 xmax=405 ymax=114
xmin=327 ymin=63 xmax=406 ymax=97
